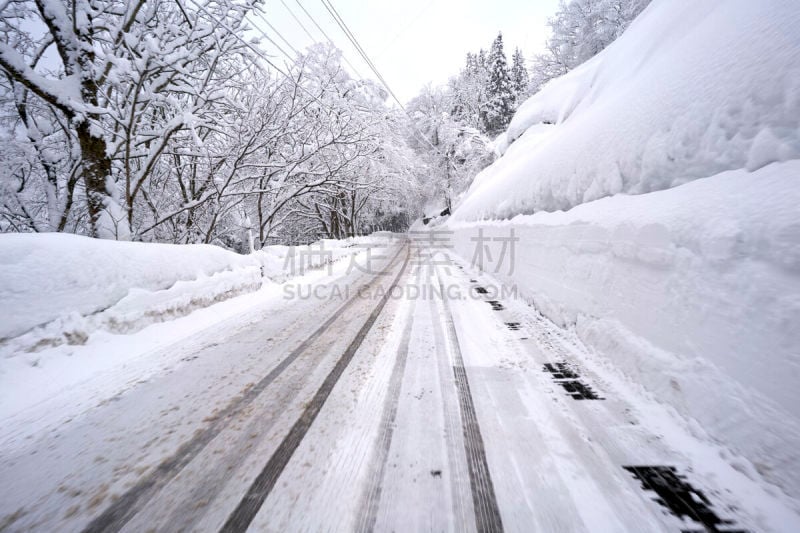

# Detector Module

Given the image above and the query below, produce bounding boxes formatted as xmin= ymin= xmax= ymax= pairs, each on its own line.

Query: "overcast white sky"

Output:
xmin=252 ymin=0 xmax=561 ymax=103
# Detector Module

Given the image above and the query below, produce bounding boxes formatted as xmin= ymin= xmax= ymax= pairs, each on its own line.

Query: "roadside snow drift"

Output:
xmin=448 ymin=161 xmax=800 ymax=497
xmin=0 ymin=234 xmax=260 ymax=341
xmin=0 ymin=233 xmax=394 ymax=435
xmin=454 ymin=0 xmax=800 ymax=220
xmin=0 ymin=233 xmax=370 ymax=349
xmin=443 ymin=0 xmax=800 ymax=499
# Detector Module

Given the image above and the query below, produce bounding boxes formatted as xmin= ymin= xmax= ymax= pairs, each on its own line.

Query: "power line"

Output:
xmin=295 ymin=0 xmax=335 ymax=46
xmin=250 ymin=0 xmax=362 ymax=80
xmin=184 ymin=0 xmax=340 ymax=116
xmin=279 ymin=0 xmax=317 ymax=43
xmin=252 ymin=8 xmax=300 ymax=57
xmin=319 ymin=1 xmax=384 ymax=86
xmin=319 ymin=0 xmax=404 ymax=111
xmin=247 ymin=10 xmax=296 ymax=62
xmin=193 ymin=0 xmax=442 ymax=158
xmin=319 ymin=0 xmax=443 ymax=154
xmin=293 ymin=0 xmax=363 ymax=78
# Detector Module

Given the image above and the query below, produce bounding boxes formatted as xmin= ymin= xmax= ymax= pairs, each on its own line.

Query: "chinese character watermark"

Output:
xmin=283 ymin=240 xmax=334 ymax=275
xmin=469 ymin=228 xmax=518 ymax=275
xmin=345 ymin=243 xmax=389 ymax=276
xmin=409 ymin=229 xmax=453 ymax=275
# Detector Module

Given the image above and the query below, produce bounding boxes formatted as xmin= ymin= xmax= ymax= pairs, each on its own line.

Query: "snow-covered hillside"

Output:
xmin=444 ymin=0 xmax=800 ymax=498
xmin=454 ymin=0 xmax=800 ymax=219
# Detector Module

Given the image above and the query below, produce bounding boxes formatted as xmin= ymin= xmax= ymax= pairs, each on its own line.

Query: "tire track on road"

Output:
xmin=356 ymin=259 xmax=419 ymax=533
xmin=219 ymin=245 xmax=411 ymax=533
xmin=81 ymin=243 xmax=407 ymax=533
xmin=437 ymin=275 xmax=504 ymax=533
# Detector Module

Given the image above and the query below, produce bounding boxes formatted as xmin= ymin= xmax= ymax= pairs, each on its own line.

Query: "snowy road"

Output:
xmin=1 ymin=237 xmax=797 ymax=532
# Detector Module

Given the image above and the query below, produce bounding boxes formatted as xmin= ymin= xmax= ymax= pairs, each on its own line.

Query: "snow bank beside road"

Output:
xmin=0 ymin=233 xmax=377 ymax=351
xmin=0 ymin=234 xmax=259 ymax=340
xmin=441 ymin=0 xmax=800 ymax=502
xmin=455 ymin=0 xmax=800 ymax=220
xmin=0 ymin=234 xmax=394 ymax=439
xmin=447 ymin=161 xmax=800 ymax=495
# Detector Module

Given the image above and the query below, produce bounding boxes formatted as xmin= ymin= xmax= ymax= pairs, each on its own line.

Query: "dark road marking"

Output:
xmin=623 ymin=466 xmax=747 ymax=532
xmin=81 ymin=245 xmax=407 ymax=533
xmin=543 ymin=362 xmax=604 ymax=400
xmin=439 ymin=281 xmax=504 ymax=533
xmin=486 ymin=300 xmax=504 ymax=311
xmin=557 ymin=380 xmax=604 ymax=400
xmin=220 ymin=249 xmax=411 ymax=533
xmin=543 ymin=362 xmax=578 ymax=379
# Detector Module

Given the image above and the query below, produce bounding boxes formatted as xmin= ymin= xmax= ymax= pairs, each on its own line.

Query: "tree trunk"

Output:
xmin=76 ymin=120 xmax=114 ymax=238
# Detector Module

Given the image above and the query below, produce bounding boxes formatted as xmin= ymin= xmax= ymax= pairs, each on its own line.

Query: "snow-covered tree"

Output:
xmin=0 ymin=0 xmax=257 ymax=239
xmin=484 ymin=33 xmax=515 ymax=135
xmin=530 ymin=0 xmax=651 ymax=92
xmin=0 ymin=4 xmax=426 ymax=246
xmin=510 ymin=48 xmax=529 ymax=102
xmin=406 ymin=85 xmax=492 ymax=211
xmin=449 ymin=53 xmax=489 ymax=132
xmin=129 ymin=43 xmax=425 ymax=248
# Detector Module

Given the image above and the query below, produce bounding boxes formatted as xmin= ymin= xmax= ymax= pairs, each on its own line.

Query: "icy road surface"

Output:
xmin=1 ymin=237 xmax=798 ymax=532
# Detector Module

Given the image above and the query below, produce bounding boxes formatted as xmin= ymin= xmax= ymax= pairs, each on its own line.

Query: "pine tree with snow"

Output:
xmin=449 ymin=51 xmax=490 ymax=131
xmin=484 ymin=33 xmax=515 ymax=135
xmin=477 ymin=49 xmax=488 ymax=72
xmin=511 ymin=48 xmax=529 ymax=103
xmin=465 ymin=52 xmax=478 ymax=76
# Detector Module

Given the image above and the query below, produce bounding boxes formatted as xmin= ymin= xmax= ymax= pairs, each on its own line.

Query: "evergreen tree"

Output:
xmin=484 ymin=33 xmax=515 ymax=135
xmin=477 ymin=49 xmax=488 ymax=72
xmin=449 ymin=51 xmax=490 ymax=132
xmin=465 ymin=52 xmax=478 ymax=76
xmin=511 ymin=48 xmax=529 ymax=102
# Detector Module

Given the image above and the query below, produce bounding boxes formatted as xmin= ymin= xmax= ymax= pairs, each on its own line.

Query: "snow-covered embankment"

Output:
xmin=447 ymin=0 xmax=800 ymax=498
xmin=0 ymin=232 xmax=387 ymax=430
xmin=0 ymin=233 xmax=370 ymax=353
